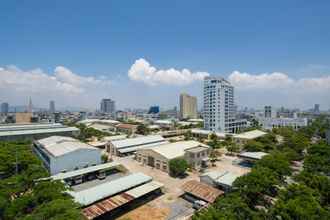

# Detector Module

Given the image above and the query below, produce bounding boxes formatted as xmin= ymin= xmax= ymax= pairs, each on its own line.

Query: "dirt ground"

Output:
xmin=117 ymin=204 xmax=170 ymax=220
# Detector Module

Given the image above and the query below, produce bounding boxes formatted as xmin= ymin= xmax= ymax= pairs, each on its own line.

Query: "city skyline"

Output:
xmin=1 ymin=1 xmax=330 ymax=109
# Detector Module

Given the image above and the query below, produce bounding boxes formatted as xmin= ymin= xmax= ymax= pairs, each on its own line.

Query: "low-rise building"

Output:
xmin=108 ymin=135 xmax=168 ymax=156
xmin=238 ymin=151 xmax=268 ymax=163
xmin=33 ymin=136 xmax=102 ymax=175
xmin=115 ymin=123 xmax=138 ymax=134
xmin=0 ymin=123 xmax=79 ymax=141
xmin=191 ymin=128 xmax=226 ymax=139
xmin=257 ymin=117 xmax=308 ymax=130
xmin=200 ymin=171 xmax=241 ymax=192
xmin=181 ymin=180 xmax=224 ymax=204
xmin=136 ymin=140 xmax=210 ymax=173
xmin=233 ymin=129 xmax=267 ymax=145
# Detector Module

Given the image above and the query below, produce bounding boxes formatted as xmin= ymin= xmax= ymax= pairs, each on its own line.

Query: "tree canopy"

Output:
xmin=0 ymin=141 xmax=82 ymax=220
xmin=169 ymin=158 xmax=189 ymax=177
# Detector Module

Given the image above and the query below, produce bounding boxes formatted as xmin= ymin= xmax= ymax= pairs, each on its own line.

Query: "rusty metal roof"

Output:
xmin=82 ymin=181 xmax=163 ymax=219
xmin=181 ymin=180 xmax=224 ymax=203
xmin=82 ymin=192 xmax=134 ymax=220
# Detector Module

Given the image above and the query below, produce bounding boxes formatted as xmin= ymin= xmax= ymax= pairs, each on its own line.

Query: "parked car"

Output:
xmin=193 ymin=200 xmax=207 ymax=210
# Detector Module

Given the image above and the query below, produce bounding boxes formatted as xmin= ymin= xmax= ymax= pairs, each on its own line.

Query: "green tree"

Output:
xmin=136 ymin=124 xmax=149 ymax=135
xmin=255 ymin=152 xmax=291 ymax=181
xmin=304 ymin=143 xmax=330 ymax=175
xmin=193 ymin=193 xmax=263 ymax=220
xmin=243 ymin=140 xmax=265 ymax=152
xmin=0 ymin=141 xmax=82 ymax=220
xmin=295 ymin=171 xmax=330 ymax=207
xmin=169 ymin=158 xmax=189 ymax=177
xmin=270 ymin=184 xmax=330 ymax=219
xmin=233 ymin=167 xmax=279 ymax=206
xmin=208 ymin=133 xmax=220 ymax=149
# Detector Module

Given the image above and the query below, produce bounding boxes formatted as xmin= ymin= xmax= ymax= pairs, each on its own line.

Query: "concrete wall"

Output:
xmin=50 ymin=148 xmax=102 ymax=175
xmin=184 ymin=149 xmax=209 ymax=170
xmin=136 ymin=149 xmax=169 ymax=173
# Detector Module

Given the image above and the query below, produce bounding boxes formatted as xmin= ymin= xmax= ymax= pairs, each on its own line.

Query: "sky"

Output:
xmin=0 ymin=0 xmax=330 ymax=111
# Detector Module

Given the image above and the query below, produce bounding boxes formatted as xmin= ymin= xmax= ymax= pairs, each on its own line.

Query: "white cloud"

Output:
xmin=227 ymin=70 xmax=330 ymax=109
xmin=228 ymin=70 xmax=330 ymax=91
xmin=128 ymin=58 xmax=209 ymax=86
xmin=0 ymin=66 xmax=111 ymax=108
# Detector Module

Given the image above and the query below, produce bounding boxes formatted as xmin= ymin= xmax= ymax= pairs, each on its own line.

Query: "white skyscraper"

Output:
xmin=203 ymin=76 xmax=246 ymax=133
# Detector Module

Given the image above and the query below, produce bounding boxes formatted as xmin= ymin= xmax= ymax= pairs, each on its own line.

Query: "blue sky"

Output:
xmin=1 ymin=1 xmax=330 ymax=110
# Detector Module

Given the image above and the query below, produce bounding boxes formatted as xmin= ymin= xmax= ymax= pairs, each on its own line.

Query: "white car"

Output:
xmin=193 ymin=200 xmax=207 ymax=210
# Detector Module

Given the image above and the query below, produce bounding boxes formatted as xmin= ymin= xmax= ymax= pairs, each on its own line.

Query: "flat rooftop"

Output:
xmin=238 ymin=151 xmax=269 ymax=160
xmin=233 ymin=130 xmax=267 ymax=140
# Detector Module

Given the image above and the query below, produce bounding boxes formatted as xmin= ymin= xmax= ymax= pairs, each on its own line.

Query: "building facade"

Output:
xmin=1 ymin=102 xmax=9 ymax=114
xmin=180 ymin=93 xmax=197 ymax=119
xmin=33 ymin=136 xmax=102 ymax=175
xmin=264 ymin=106 xmax=277 ymax=118
xmin=136 ymin=141 xmax=210 ymax=173
xmin=203 ymin=76 xmax=245 ymax=133
xmin=257 ymin=117 xmax=308 ymax=130
xmin=100 ymin=98 xmax=116 ymax=114
xmin=49 ymin=100 xmax=55 ymax=113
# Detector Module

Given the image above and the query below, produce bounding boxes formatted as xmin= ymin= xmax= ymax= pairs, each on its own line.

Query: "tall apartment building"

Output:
xmin=1 ymin=102 xmax=9 ymax=114
xmin=100 ymin=98 xmax=116 ymax=114
xmin=203 ymin=76 xmax=246 ymax=133
xmin=180 ymin=93 xmax=197 ymax=119
xmin=49 ymin=100 xmax=55 ymax=113
xmin=314 ymin=104 xmax=320 ymax=114
xmin=264 ymin=106 xmax=277 ymax=118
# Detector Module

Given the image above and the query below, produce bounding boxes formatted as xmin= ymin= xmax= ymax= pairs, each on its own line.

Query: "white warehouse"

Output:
xmin=33 ymin=136 xmax=102 ymax=175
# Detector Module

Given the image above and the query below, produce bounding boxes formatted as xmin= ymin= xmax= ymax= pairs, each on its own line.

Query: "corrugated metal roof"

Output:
xmin=111 ymin=135 xmax=165 ymax=149
xmin=181 ymin=180 xmax=224 ymax=203
xmin=82 ymin=193 xmax=135 ymax=220
xmin=238 ymin=151 xmax=268 ymax=160
xmin=69 ymin=172 xmax=152 ymax=206
xmin=125 ymin=180 xmax=163 ymax=198
xmin=0 ymin=126 xmax=78 ymax=137
xmin=82 ymin=180 xmax=163 ymax=220
xmin=143 ymin=141 xmax=209 ymax=160
xmin=117 ymin=140 xmax=168 ymax=154
xmin=51 ymin=162 xmax=120 ymax=180
xmin=36 ymin=136 xmax=98 ymax=157
xmin=233 ymin=130 xmax=267 ymax=140
xmin=0 ymin=123 xmax=65 ymax=131
xmin=201 ymin=171 xmax=240 ymax=187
